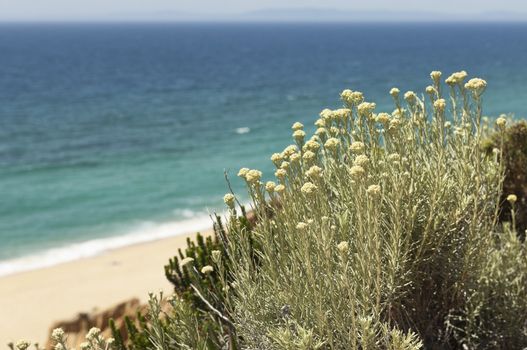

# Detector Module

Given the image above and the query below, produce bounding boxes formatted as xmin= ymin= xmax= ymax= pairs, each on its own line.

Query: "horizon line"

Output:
xmin=1 ymin=18 xmax=527 ymax=24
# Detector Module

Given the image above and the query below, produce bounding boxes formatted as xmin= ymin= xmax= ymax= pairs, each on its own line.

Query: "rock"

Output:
xmin=46 ymin=298 xmax=142 ymax=349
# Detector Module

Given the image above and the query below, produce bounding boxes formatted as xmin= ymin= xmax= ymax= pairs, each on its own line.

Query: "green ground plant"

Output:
xmin=42 ymin=71 xmax=527 ymax=350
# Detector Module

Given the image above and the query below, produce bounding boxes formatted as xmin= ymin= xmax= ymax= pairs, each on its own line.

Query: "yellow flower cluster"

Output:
xmin=324 ymin=137 xmax=341 ymax=151
xmin=86 ymin=327 xmax=101 ymax=341
xmin=496 ymin=116 xmax=507 ymax=128
xmin=224 ymin=193 xmax=235 ymax=208
xmin=334 ymin=108 xmax=351 ymax=120
xmin=303 ymin=139 xmax=320 ymax=152
xmin=357 ymin=102 xmax=376 ymax=116
xmin=434 ymin=98 xmax=446 ymax=112
xmin=238 ymin=168 xmax=249 ymax=177
xmin=282 ymin=145 xmax=298 ymax=158
xmin=404 ymin=91 xmax=417 ymax=104
xmin=271 ymin=152 xmax=283 ymax=165
xmin=349 ymin=165 xmax=365 ymax=179
xmin=389 ymin=87 xmax=400 ymax=98
xmin=337 ymin=241 xmax=349 ymax=254
xmin=245 ymin=169 xmax=262 ymax=183
xmin=293 ymin=129 xmax=306 ymax=141
xmin=354 ymin=155 xmax=369 ymax=167
xmin=425 ymin=85 xmax=436 ymax=95
xmin=349 ymin=141 xmax=365 ymax=154
xmin=275 ymin=184 xmax=286 ymax=193
xmin=445 ymin=70 xmax=467 ymax=85
xmin=389 ymin=118 xmax=401 ymax=130
xmin=341 ymin=89 xmax=364 ymax=105
xmin=320 ymin=108 xmax=332 ymax=120
xmin=301 ymin=182 xmax=318 ymax=195
xmin=507 ymin=194 xmax=517 ymax=204
xmin=275 ymin=168 xmax=287 ymax=179
xmin=366 ymin=184 xmax=381 ymax=197
xmin=340 ymin=89 xmax=353 ymax=101
xmin=464 ymin=78 xmax=487 ymax=95
xmin=376 ymin=112 xmax=390 ymax=124
xmin=266 ymin=181 xmax=276 ymax=193
xmin=290 ymin=153 xmax=301 ymax=163
xmin=292 ymin=122 xmax=304 ymax=130
xmin=303 ymin=150 xmax=316 ymax=162
xmin=306 ymin=165 xmax=323 ymax=179
xmin=430 ymin=70 xmax=442 ymax=83
xmin=51 ymin=329 xmax=65 ymax=342
xmin=315 ymin=127 xmax=327 ymax=136
xmin=315 ymin=118 xmax=326 ymax=127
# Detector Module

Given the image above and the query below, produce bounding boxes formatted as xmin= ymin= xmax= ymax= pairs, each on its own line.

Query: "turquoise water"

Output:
xmin=1 ymin=22 xmax=527 ymax=275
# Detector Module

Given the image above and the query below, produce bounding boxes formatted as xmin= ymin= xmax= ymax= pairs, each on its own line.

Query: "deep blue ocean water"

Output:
xmin=1 ymin=22 xmax=527 ymax=275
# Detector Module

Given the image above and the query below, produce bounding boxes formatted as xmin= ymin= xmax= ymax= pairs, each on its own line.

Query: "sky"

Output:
xmin=0 ymin=0 xmax=526 ymax=21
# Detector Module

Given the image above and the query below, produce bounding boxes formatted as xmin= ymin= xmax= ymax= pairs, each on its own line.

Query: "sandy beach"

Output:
xmin=0 ymin=230 xmax=211 ymax=346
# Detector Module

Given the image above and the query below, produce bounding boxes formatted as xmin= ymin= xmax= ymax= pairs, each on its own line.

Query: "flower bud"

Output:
xmin=223 ymin=193 xmax=235 ymax=208
xmin=337 ymin=241 xmax=349 ymax=254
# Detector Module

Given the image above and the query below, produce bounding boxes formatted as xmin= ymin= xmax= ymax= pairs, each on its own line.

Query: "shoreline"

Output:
xmin=0 ymin=228 xmax=212 ymax=346
xmin=0 ymin=215 xmax=214 ymax=278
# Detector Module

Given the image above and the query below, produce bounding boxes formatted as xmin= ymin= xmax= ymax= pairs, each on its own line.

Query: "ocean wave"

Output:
xmin=235 ymin=127 xmax=250 ymax=134
xmin=0 ymin=215 xmax=214 ymax=278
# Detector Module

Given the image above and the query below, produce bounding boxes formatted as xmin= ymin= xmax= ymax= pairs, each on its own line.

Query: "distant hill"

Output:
xmin=241 ymin=8 xmax=527 ymax=22
xmin=21 ymin=7 xmax=527 ymax=22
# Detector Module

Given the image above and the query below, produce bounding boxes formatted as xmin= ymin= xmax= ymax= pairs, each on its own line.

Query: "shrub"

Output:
xmin=164 ymin=229 xmax=223 ymax=312
xmin=105 ymin=210 xmax=253 ymax=350
xmin=219 ymin=71 xmax=526 ymax=349
xmin=46 ymin=71 xmax=527 ymax=350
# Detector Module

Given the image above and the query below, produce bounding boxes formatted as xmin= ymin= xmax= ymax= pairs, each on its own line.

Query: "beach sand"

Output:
xmin=0 ymin=230 xmax=211 ymax=346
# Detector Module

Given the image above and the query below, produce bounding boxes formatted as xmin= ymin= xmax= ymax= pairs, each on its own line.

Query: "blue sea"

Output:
xmin=1 ymin=22 xmax=527 ymax=276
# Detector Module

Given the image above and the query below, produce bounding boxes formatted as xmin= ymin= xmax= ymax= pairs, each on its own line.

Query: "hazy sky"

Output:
xmin=1 ymin=0 xmax=526 ymax=21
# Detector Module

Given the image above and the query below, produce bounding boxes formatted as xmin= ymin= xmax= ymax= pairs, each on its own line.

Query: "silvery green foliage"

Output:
xmin=225 ymin=71 xmax=525 ymax=349
xmin=450 ymin=225 xmax=527 ymax=349
xmin=49 ymin=326 xmax=115 ymax=350
xmin=128 ymin=292 xmax=228 ymax=350
xmin=48 ymin=293 xmax=224 ymax=350
xmin=44 ymin=72 xmax=527 ymax=350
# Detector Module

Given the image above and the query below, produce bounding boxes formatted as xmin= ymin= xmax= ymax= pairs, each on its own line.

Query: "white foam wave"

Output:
xmin=235 ymin=127 xmax=250 ymax=134
xmin=173 ymin=208 xmax=201 ymax=218
xmin=0 ymin=215 xmax=214 ymax=278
